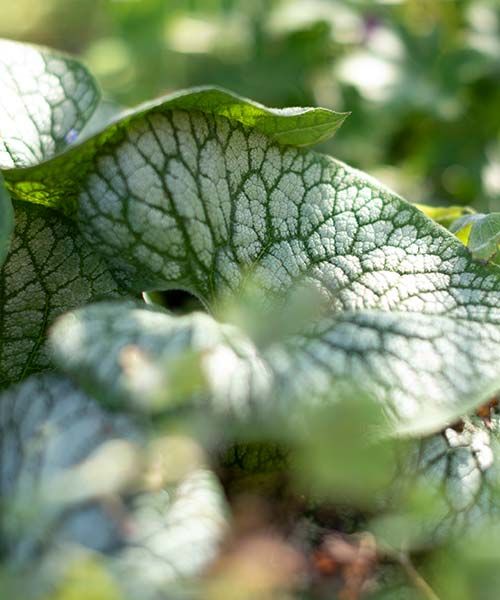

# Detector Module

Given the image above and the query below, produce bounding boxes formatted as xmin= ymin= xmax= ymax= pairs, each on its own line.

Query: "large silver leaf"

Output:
xmin=51 ymin=298 xmax=500 ymax=435
xmin=40 ymin=108 xmax=499 ymax=434
xmin=0 ymin=42 xmax=498 ymax=433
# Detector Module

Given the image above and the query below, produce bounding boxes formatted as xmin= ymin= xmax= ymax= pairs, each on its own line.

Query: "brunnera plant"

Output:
xmin=0 ymin=38 xmax=500 ymax=598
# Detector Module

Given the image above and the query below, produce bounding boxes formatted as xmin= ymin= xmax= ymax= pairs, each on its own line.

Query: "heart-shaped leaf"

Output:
xmin=0 ymin=200 xmax=128 ymax=388
xmin=41 ymin=105 xmax=499 ymax=435
xmin=1 ymin=45 xmax=499 ymax=434
xmin=0 ymin=374 xmax=228 ymax=596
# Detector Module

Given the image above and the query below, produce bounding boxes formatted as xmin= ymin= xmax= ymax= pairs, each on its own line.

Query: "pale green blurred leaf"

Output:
xmin=451 ymin=212 xmax=500 ymax=265
xmin=414 ymin=203 xmax=475 ymax=230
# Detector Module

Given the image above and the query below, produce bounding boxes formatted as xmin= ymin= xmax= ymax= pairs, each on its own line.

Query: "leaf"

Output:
xmin=127 ymin=86 xmax=350 ymax=147
xmin=50 ymin=301 xmax=273 ymax=415
xmin=51 ymin=296 xmax=500 ymax=436
xmin=109 ymin=467 xmax=228 ymax=598
xmin=0 ymin=44 xmax=499 ymax=433
xmin=0 ymin=38 xmax=100 ymax=169
xmin=40 ymin=105 xmax=499 ymax=435
xmin=0 ymin=375 xmax=139 ymax=560
xmin=451 ymin=213 xmax=500 ymax=265
xmin=0 ymin=174 xmax=14 ymax=268
xmin=387 ymin=416 xmax=500 ymax=544
xmin=414 ymin=204 xmax=475 ymax=230
xmin=0 ymin=200 xmax=128 ymax=388
xmin=2 ymin=86 xmax=347 ymax=214
xmin=0 ymin=87 xmax=347 ymax=214
xmin=0 ymin=374 xmax=228 ymax=596
xmin=70 ymin=110 xmax=500 ymax=310
xmin=269 ymin=310 xmax=500 ymax=435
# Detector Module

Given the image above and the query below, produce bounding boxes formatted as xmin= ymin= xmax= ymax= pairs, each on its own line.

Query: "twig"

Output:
xmin=397 ymin=551 xmax=441 ymax=600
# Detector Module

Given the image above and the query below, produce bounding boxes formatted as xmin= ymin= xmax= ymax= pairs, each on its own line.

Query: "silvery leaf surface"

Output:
xmin=0 ymin=42 xmax=498 ymax=435
xmin=47 ymin=106 xmax=500 ymax=434
xmin=379 ymin=416 xmax=500 ymax=546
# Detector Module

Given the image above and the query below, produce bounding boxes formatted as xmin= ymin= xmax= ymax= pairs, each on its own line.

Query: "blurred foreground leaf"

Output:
xmin=0 ymin=375 xmax=228 ymax=599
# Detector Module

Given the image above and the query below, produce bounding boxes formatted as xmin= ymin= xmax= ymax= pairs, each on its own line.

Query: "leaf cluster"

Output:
xmin=0 ymin=39 xmax=499 ymax=599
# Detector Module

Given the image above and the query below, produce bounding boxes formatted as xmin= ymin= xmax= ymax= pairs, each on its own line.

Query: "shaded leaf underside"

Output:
xmin=117 ymin=85 xmax=350 ymax=147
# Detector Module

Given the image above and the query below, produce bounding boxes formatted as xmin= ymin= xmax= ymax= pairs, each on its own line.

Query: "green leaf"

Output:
xmin=0 ymin=174 xmax=14 ymax=268
xmin=0 ymin=200 xmax=128 ymax=388
xmin=451 ymin=213 xmax=500 ymax=265
xmin=414 ymin=203 xmax=475 ymax=230
xmin=127 ymin=86 xmax=349 ymax=147
xmin=39 ymin=105 xmax=499 ymax=435
xmin=0 ymin=42 xmax=498 ymax=433
xmin=0 ymin=38 xmax=100 ymax=169
xmin=3 ymin=86 xmax=347 ymax=214
xmin=0 ymin=374 xmax=228 ymax=596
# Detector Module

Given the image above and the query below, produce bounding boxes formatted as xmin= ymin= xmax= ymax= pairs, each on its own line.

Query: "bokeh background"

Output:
xmin=1 ymin=0 xmax=499 ymax=212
